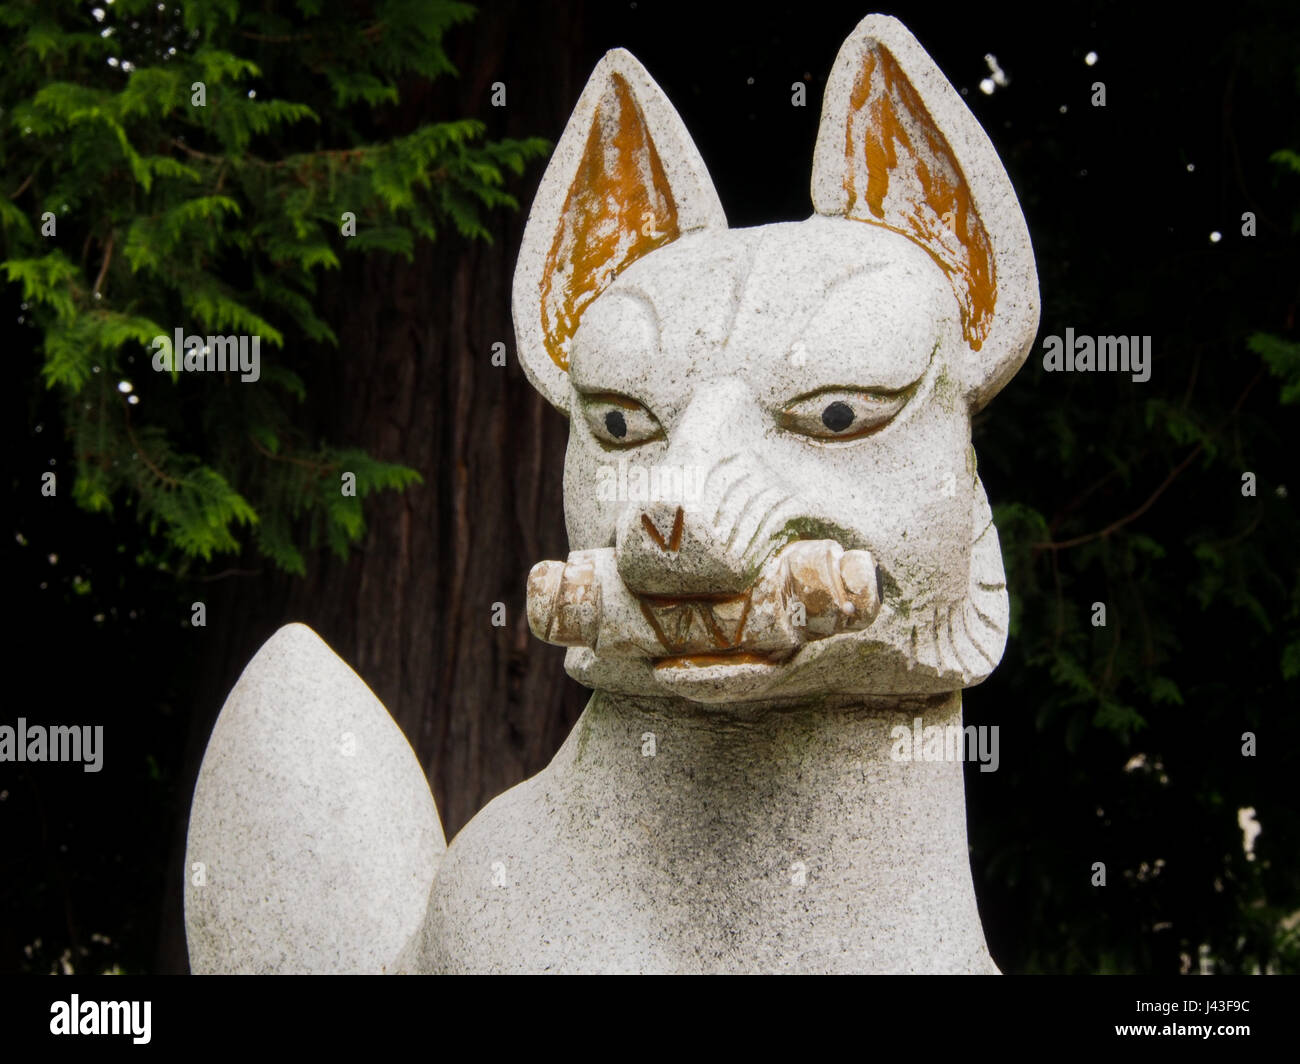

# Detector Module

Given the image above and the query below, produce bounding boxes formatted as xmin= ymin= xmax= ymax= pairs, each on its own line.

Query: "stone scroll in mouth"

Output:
xmin=527 ymin=539 xmax=882 ymax=663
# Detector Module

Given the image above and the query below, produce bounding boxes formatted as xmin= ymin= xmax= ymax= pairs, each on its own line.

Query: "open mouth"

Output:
xmin=638 ymin=589 xmax=754 ymax=656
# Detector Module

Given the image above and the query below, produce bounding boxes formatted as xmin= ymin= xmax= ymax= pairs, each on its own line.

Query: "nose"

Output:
xmin=615 ymin=379 xmax=797 ymax=596
xmin=620 ymin=497 xmax=752 ymax=595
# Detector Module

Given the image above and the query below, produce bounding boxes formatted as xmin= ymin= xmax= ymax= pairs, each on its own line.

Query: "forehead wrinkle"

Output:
xmin=724 ymin=233 xmax=853 ymax=366
xmin=600 ymin=285 xmax=662 ymax=348
xmin=625 ymin=237 xmax=754 ymax=361
xmin=818 ymin=260 xmax=892 ymax=308
xmin=779 ymin=260 xmax=894 ymax=352
xmin=570 ymin=287 xmax=661 ymax=392
xmin=720 ymin=228 xmax=768 ymax=362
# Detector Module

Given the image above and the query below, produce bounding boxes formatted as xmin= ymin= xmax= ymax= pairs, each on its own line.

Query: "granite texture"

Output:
xmin=184 ymin=624 xmax=444 ymax=973
xmin=417 ymin=690 xmax=998 ymax=974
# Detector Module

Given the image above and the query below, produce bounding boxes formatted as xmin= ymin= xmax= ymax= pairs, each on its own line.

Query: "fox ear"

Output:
xmin=811 ymin=15 xmax=1039 ymax=410
xmin=513 ymin=49 xmax=726 ymax=414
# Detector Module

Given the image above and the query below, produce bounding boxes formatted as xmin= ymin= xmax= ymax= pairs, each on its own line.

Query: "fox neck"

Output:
xmin=555 ymin=686 xmax=997 ymax=972
xmin=568 ymin=687 xmax=974 ymax=841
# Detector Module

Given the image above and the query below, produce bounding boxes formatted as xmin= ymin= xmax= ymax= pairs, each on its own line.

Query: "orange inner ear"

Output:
xmin=540 ymin=74 xmax=681 ymax=371
xmin=842 ymin=43 xmax=996 ymax=351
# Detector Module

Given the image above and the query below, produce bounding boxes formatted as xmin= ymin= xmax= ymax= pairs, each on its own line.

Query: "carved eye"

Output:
xmin=580 ymin=393 xmax=664 ymax=447
xmin=778 ymin=388 xmax=910 ymax=441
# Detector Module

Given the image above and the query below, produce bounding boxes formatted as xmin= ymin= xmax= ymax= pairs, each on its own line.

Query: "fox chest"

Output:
xmin=416 ymin=774 xmax=970 ymax=974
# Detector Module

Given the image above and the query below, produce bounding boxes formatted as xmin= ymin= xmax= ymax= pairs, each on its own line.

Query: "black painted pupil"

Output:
xmin=604 ymin=410 xmax=628 ymax=439
xmin=821 ymin=401 xmax=855 ymax=432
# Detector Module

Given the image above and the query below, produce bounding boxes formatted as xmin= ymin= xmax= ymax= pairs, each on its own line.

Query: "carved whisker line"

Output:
xmin=712 ymin=469 xmax=752 ymax=528
xmin=969 ymin=602 xmax=1005 ymax=634
xmin=927 ymin=604 xmax=943 ymax=670
xmin=726 ymin=482 xmax=784 ymax=554
xmin=946 ymin=608 xmax=979 ymax=677
xmin=741 ymin=492 xmax=797 ymax=564
xmin=939 ymin=607 xmax=962 ymax=675
xmin=960 ymin=604 xmax=1000 ymax=665
xmin=700 ymin=451 xmax=741 ymax=501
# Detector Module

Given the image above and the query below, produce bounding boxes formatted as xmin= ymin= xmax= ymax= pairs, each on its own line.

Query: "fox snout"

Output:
xmin=527 ymin=536 xmax=881 ymax=661
xmin=608 ymin=439 xmax=881 ymax=660
xmin=612 ymin=441 xmax=803 ymax=597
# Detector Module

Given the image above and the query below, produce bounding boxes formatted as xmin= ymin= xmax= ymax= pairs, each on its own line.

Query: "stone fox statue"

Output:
xmin=184 ymin=14 xmax=1039 ymax=974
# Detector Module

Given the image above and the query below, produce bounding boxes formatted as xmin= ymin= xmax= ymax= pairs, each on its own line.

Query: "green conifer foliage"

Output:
xmin=0 ymin=0 xmax=548 ymax=573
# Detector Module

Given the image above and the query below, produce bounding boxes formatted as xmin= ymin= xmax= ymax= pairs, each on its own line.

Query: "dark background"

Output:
xmin=4 ymin=0 xmax=1298 ymax=974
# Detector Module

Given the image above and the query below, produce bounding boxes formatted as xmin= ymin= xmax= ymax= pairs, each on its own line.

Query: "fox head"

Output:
xmin=514 ymin=15 xmax=1039 ymax=704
